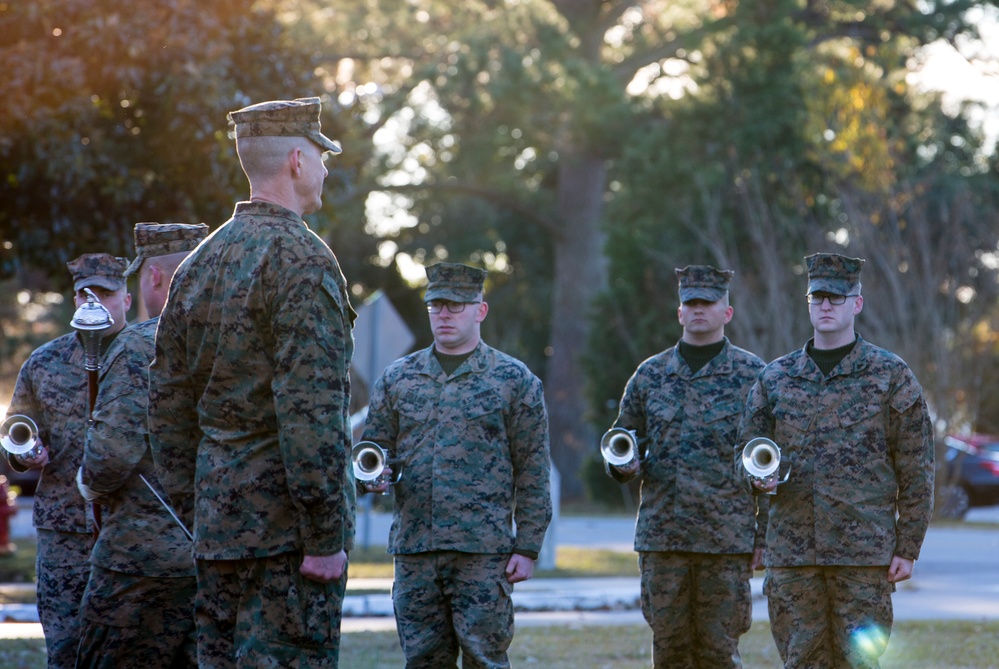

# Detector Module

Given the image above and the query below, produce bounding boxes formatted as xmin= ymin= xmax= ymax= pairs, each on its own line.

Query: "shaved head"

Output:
xmin=236 ymin=135 xmax=311 ymax=180
xmin=145 ymin=251 xmax=190 ymax=279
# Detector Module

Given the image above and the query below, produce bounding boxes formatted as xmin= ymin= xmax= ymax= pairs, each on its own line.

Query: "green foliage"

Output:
xmin=583 ymin=0 xmax=999 ymax=441
xmin=0 ymin=0 xmax=364 ymax=288
xmin=0 ymin=283 xmax=77 ymax=387
xmin=579 ymin=454 xmax=639 ymax=512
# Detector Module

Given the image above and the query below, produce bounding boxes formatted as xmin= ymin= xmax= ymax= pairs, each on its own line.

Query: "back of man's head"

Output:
xmin=235 ymin=135 xmax=308 ymax=181
xmin=126 ymin=222 xmax=209 ymax=317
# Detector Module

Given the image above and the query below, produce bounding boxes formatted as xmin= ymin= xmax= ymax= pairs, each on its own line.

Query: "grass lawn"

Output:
xmin=340 ymin=619 xmax=999 ymax=668
xmin=1 ymin=620 xmax=997 ymax=668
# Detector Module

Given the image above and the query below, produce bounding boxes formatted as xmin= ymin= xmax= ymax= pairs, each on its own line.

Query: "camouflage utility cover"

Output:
xmin=67 ymin=253 xmax=128 ymax=292
xmin=362 ymin=342 xmax=552 ymax=557
xmin=125 ymin=223 xmax=209 ymax=276
xmin=805 ymin=252 xmax=864 ymax=296
xmin=611 ymin=338 xmax=765 ymax=553
xmin=676 ymin=265 xmax=734 ymax=303
xmin=423 ymin=262 xmax=487 ymax=303
xmin=228 ymin=96 xmax=342 ymax=155
xmin=148 ymin=200 xmax=356 ymax=560
xmin=84 ymin=317 xmax=194 ymax=576
xmin=739 ymin=335 xmax=935 ymax=566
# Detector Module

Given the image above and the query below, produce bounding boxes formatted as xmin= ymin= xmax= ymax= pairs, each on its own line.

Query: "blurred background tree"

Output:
xmin=2 ymin=0 xmax=998 ymax=504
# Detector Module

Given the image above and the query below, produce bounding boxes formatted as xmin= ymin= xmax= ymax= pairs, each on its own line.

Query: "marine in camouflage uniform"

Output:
xmin=3 ymin=253 xmax=131 ymax=669
xmin=75 ymin=223 xmax=209 ymax=669
xmin=606 ymin=266 xmax=765 ymax=669
xmin=147 ymin=99 xmax=356 ymax=669
xmin=739 ymin=253 xmax=934 ymax=669
xmin=360 ymin=262 xmax=552 ymax=669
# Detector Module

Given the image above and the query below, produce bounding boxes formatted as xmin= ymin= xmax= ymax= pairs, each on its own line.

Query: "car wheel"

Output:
xmin=936 ymin=484 xmax=970 ymax=520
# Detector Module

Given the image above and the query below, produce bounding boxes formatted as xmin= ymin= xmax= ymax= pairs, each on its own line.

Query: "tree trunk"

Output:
xmin=546 ymin=150 xmax=607 ymax=500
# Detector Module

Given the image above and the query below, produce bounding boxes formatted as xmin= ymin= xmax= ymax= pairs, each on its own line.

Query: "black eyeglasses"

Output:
xmin=806 ymin=293 xmax=859 ymax=306
xmin=427 ymin=301 xmax=481 ymax=314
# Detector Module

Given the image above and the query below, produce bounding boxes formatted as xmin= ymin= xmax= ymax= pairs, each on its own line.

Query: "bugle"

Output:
xmin=0 ymin=414 xmax=42 ymax=459
xmin=741 ymin=437 xmax=790 ymax=489
xmin=600 ymin=427 xmax=640 ymax=467
xmin=351 ymin=441 xmax=402 ymax=486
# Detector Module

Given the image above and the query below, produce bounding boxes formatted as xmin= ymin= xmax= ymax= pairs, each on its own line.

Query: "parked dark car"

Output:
xmin=937 ymin=434 xmax=999 ymax=520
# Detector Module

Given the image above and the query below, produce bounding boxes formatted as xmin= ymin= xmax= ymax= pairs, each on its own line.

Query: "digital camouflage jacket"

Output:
xmin=6 ymin=331 xmax=119 ymax=533
xmin=362 ymin=342 xmax=552 ymax=558
xmin=739 ymin=335 xmax=934 ymax=566
xmin=149 ymin=201 xmax=356 ymax=561
xmin=611 ymin=338 xmax=766 ymax=554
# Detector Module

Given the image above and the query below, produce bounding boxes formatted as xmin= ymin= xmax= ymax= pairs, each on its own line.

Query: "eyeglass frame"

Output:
xmin=426 ymin=300 xmax=483 ymax=314
xmin=806 ymin=292 xmax=860 ymax=306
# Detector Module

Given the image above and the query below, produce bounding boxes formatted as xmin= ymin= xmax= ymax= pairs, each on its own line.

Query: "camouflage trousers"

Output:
xmin=194 ymin=551 xmax=347 ymax=669
xmin=392 ymin=552 xmax=514 ymax=669
xmin=76 ymin=565 xmax=197 ymax=668
xmin=638 ymin=551 xmax=753 ymax=669
xmin=764 ymin=566 xmax=895 ymax=669
xmin=35 ymin=528 xmax=94 ymax=669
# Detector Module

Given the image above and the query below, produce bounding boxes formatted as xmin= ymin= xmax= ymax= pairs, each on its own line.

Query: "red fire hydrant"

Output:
xmin=0 ymin=474 xmax=17 ymax=556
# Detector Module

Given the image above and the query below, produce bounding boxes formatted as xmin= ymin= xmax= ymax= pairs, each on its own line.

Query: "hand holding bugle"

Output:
xmin=352 ymin=441 xmax=403 ymax=491
xmin=600 ymin=428 xmax=641 ymax=467
xmin=741 ymin=437 xmax=790 ymax=493
xmin=0 ymin=415 xmax=42 ymax=459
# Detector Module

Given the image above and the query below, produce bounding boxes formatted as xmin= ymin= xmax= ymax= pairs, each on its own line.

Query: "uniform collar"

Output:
xmin=414 ymin=340 xmax=489 ymax=379
xmin=795 ymin=333 xmax=870 ymax=379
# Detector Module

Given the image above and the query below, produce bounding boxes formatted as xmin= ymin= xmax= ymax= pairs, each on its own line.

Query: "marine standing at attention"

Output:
xmin=360 ymin=262 xmax=552 ymax=669
xmin=3 ymin=253 xmax=130 ymax=668
xmin=740 ymin=253 xmax=934 ymax=669
xmin=148 ymin=97 xmax=356 ymax=668
xmin=606 ymin=265 xmax=765 ymax=668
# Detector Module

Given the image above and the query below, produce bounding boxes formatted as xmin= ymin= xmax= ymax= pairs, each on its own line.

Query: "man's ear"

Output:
xmin=149 ymin=264 xmax=165 ymax=289
xmin=289 ymin=146 xmax=304 ymax=176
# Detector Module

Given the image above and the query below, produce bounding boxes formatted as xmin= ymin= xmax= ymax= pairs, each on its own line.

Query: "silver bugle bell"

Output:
xmin=600 ymin=427 xmax=639 ymax=467
xmin=741 ymin=437 xmax=789 ymax=488
xmin=351 ymin=441 xmax=402 ymax=486
xmin=1 ymin=414 xmax=42 ymax=458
